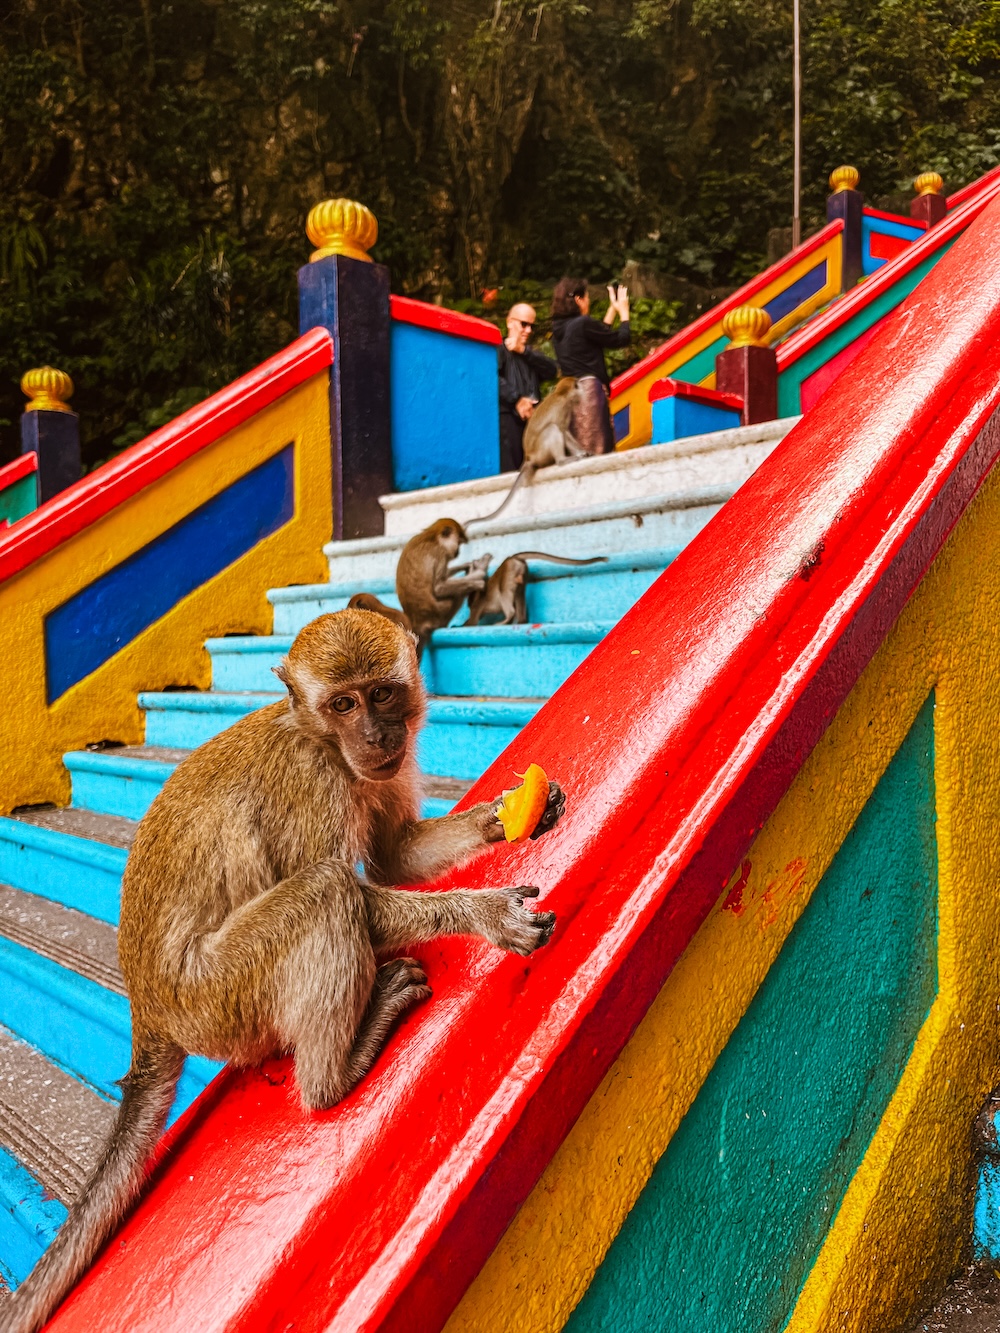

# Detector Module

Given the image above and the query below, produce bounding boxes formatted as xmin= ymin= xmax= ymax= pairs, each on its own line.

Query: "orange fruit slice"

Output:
xmin=496 ymin=763 xmax=550 ymax=843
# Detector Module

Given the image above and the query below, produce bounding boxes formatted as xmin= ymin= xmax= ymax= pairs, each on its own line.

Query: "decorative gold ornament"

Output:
xmin=722 ymin=306 xmax=772 ymax=349
xmin=305 ymin=199 xmax=378 ymax=263
xmin=913 ymin=171 xmax=944 ymax=197
xmin=829 ymin=165 xmax=860 ymax=194
xmin=21 ymin=366 xmax=74 ymax=413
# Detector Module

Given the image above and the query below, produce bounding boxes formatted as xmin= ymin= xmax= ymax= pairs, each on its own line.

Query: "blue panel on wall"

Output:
xmin=651 ymin=395 xmax=741 ymax=445
xmin=45 ymin=446 xmax=295 ymax=702
xmin=390 ymin=322 xmax=501 ymax=490
xmin=612 ymin=405 xmax=630 ymax=443
xmin=764 ymin=260 xmax=828 ymax=326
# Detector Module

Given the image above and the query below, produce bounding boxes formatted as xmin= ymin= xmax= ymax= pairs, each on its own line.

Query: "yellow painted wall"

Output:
xmin=0 ymin=373 xmax=332 ymax=815
xmin=445 ymin=458 xmax=1000 ymax=1332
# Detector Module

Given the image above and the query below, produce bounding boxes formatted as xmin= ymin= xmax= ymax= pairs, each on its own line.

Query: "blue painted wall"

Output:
xmin=651 ymin=395 xmax=741 ymax=445
xmin=390 ymin=322 xmax=500 ymax=490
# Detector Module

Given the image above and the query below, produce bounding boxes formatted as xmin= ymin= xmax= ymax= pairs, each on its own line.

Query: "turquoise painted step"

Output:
xmin=267 ymin=549 xmax=675 ymax=637
xmin=0 ymin=818 xmax=125 ymax=925
xmin=207 ymin=623 xmax=611 ymax=698
xmin=0 ymin=933 xmax=218 ymax=1113
xmin=0 ymin=1144 xmax=65 ymax=1288
xmin=66 ymin=751 xmax=175 ymax=823
xmin=141 ymin=692 xmax=542 ymax=780
xmin=66 ymin=749 xmax=460 ymax=824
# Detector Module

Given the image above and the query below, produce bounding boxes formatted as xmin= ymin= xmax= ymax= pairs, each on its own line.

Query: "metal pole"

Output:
xmin=792 ymin=0 xmax=801 ymax=248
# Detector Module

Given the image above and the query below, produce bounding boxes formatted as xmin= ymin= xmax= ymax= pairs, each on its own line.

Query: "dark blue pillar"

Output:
xmin=827 ymin=166 xmax=864 ymax=292
xmin=299 ymin=253 xmax=393 ymax=541
xmin=19 ymin=368 xmax=81 ymax=505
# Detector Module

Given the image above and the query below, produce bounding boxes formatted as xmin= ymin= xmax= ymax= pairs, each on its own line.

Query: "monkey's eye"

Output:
xmin=331 ymin=696 xmax=356 ymax=713
xmin=371 ymin=686 xmax=393 ymax=704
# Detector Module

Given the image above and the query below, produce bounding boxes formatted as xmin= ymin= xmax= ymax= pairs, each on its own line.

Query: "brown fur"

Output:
xmin=465 ymin=551 xmax=609 ymax=626
xmin=395 ymin=518 xmax=491 ymax=658
xmin=3 ymin=609 xmax=563 ymax=1333
xmin=347 ymin=592 xmax=413 ymax=634
xmin=469 ymin=378 xmax=586 ymax=527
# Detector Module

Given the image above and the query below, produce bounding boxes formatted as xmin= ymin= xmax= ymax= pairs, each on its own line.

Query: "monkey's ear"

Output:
xmin=273 ymin=661 xmax=296 ymax=701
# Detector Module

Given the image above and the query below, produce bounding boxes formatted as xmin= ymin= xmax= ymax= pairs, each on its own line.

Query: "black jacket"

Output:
xmin=551 ymin=314 xmax=630 ymax=387
xmin=497 ymin=344 xmax=558 ymax=414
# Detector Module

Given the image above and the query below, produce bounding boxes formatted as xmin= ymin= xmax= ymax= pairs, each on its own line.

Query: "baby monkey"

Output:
xmin=5 ymin=610 xmax=563 ymax=1333
xmin=466 ymin=552 xmax=608 ymax=626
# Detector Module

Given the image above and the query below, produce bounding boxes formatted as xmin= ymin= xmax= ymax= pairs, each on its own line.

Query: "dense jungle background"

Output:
xmin=2 ymin=0 xmax=1000 ymax=467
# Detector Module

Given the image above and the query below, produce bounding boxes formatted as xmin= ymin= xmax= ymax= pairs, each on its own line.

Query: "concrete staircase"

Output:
xmin=0 ymin=416 xmax=793 ymax=1290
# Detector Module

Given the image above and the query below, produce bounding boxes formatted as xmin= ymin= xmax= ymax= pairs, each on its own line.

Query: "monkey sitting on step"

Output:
xmin=470 ymin=377 xmax=586 ymax=527
xmin=348 ymin=591 xmax=413 ymax=634
xmin=465 ymin=552 xmax=608 ymax=626
xmin=395 ymin=517 xmax=492 ymax=658
xmin=4 ymin=609 xmax=563 ymax=1333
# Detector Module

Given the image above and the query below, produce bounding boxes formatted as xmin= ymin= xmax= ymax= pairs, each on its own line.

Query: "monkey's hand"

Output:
xmin=488 ymin=779 xmax=566 ymax=843
xmin=486 ymin=885 xmax=556 ymax=955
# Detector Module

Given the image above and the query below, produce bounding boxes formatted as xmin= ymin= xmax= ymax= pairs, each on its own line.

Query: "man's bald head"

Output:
xmin=505 ymin=303 xmax=537 ymax=353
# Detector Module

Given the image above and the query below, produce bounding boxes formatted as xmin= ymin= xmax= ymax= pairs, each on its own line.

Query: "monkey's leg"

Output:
xmin=340 ymin=957 xmax=432 ymax=1086
xmin=514 ymin=584 xmax=528 ymax=623
xmin=363 ymin=883 xmax=556 ymax=958
xmin=564 ymin=430 xmax=587 ymax=457
xmin=181 ymin=860 xmax=383 ymax=1110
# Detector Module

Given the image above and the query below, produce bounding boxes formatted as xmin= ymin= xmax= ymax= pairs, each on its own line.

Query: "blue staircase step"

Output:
xmin=269 ymin=578 xmax=399 ymax=636
xmin=141 ymin=689 xmax=542 ymax=779
xmin=65 ymin=748 xmax=181 ymax=823
xmin=427 ymin=622 xmax=611 ymax=697
xmin=0 ymin=811 xmax=131 ymax=926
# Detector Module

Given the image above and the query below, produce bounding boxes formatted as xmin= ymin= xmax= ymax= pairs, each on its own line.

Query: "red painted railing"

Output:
xmin=0 ymin=452 xmax=38 ymax=494
xmin=390 ymin=294 xmax=501 ymax=345
xmin=45 ymin=193 xmax=1000 ymax=1330
xmin=0 ymin=330 xmax=333 ymax=587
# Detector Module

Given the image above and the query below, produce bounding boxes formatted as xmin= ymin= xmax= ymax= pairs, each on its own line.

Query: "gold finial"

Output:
xmin=829 ymin=165 xmax=860 ymax=194
xmin=21 ymin=366 xmax=74 ymax=413
xmin=305 ymin=198 xmax=378 ymax=263
xmin=722 ymin=306 xmax=772 ymax=349
xmin=913 ymin=171 xmax=944 ymax=197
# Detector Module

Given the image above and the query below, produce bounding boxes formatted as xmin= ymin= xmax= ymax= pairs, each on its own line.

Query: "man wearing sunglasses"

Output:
xmin=497 ymin=302 xmax=558 ymax=472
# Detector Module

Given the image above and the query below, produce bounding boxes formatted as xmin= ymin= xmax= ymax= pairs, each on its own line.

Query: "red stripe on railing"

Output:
xmin=862 ymin=205 xmax=927 ymax=230
xmin=776 ymin=172 xmax=1000 ymax=371
xmin=46 ymin=197 xmax=1000 ymax=1333
xmin=0 ymin=452 xmax=38 ymax=490
xmin=0 ymin=330 xmax=333 ymax=587
xmin=390 ymin=294 xmax=502 ymax=345
xmin=610 ymin=219 xmax=844 ymax=397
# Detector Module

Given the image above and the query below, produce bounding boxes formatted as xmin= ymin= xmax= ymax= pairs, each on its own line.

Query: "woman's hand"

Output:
xmin=605 ymin=284 xmax=630 ymax=323
xmin=615 ymin=284 xmax=630 ymax=321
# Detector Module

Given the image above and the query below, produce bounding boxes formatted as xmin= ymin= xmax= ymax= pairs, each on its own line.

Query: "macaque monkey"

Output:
xmin=465 ymin=552 xmax=608 ymax=627
xmin=395 ymin=517 xmax=492 ymax=658
xmin=471 ymin=378 xmax=586 ymax=526
xmin=347 ymin=592 xmax=413 ymax=634
xmin=5 ymin=610 xmax=563 ymax=1333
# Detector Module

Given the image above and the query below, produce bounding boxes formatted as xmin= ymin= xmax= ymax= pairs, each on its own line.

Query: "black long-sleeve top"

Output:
xmin=497 ymin=344 xmax=559 ymax=414
xmin=551 ymin=315 xmax=630 ymax=387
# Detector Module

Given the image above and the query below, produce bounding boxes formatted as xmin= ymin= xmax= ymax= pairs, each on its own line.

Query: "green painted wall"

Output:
xmin=567 ymin=694 xmax=939 ymax=1333
xmin=0 ymin=471 xmax=37 ymax=527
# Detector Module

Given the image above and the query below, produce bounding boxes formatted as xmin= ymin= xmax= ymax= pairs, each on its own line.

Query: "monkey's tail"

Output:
xmin=466 ymin=466 xmax=532 ymax=528
xmin=508 ymin=552 xmax=609 ymax=566
xmin=2 ymin=1038 xmax=184 ymax=1333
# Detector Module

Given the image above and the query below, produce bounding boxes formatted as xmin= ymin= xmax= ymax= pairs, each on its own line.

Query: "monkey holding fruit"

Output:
xmin=465 ymin=551 xmax=608 ymax=626
xmin=5 ymin=610 xmax=563 ymax=1333
xmin=395 ymin=517 xmax=492 ymax=657
xmin=471 ymin=377 xmax=586 ymax=526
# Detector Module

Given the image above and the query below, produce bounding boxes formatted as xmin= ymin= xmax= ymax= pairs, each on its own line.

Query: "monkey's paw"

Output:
xmin=491 ymin=885 xmax=556 ymax=956
xmin=529 ymin=780 xmax=567 ymax=840
xmin=376 ymin=957 xmax=433 ymax=1008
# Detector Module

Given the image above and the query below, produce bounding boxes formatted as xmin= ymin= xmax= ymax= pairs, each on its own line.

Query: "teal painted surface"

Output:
xmin=0 ymin=471 xmax=37 ymax=527
xmin=567 ymin=695 xmax=939 ymax=1333
xmin=0 ymin=816 xmax=126 ymax=924
xmin=651 ymin=394 xmax=740 ymax=443
xmin=0 ymin=1144 xmax=66 ymax=1287
xmin=669 ymin=335 xmax=728 ymax=385
xmin=776 ymin=249 xmax=950 ymax=417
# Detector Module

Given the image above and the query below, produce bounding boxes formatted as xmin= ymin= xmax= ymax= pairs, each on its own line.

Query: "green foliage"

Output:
xmin=0 ymin=0 xmax=998 ymax=465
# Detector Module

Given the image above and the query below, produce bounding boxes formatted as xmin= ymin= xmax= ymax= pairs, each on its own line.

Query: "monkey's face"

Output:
xmin=322 ymin=678 xmax=417 ymax=780
xmin=435 ymin=522 xmax=466 ymax=559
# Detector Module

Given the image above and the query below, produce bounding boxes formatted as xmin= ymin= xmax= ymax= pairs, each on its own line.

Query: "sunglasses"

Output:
xmin=515 ymin=319 xmax=534 ymax=330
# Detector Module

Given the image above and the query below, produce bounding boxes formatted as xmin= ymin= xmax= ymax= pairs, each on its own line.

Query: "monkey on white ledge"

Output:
xmin=5 ymin=609 xmax=564 ymax=1333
